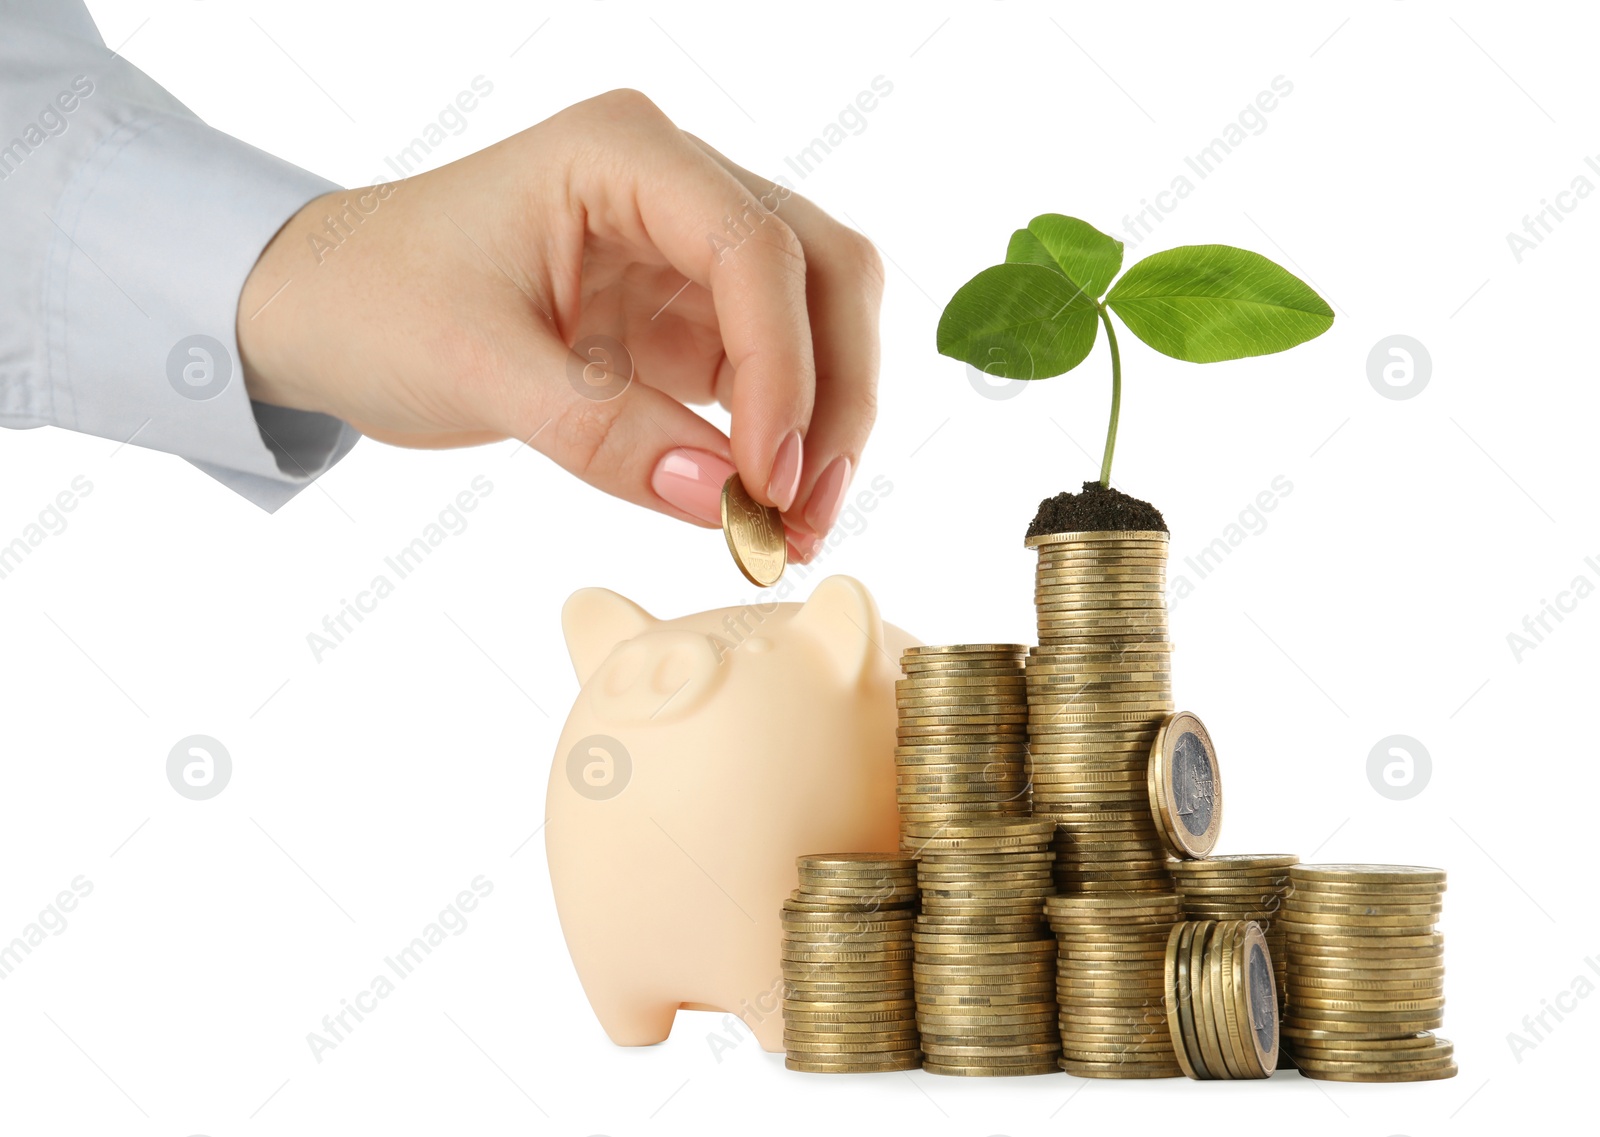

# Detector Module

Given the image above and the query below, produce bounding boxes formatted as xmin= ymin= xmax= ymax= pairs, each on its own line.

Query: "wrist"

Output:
xmin=236 ymin=188 xmax=347 ymax=413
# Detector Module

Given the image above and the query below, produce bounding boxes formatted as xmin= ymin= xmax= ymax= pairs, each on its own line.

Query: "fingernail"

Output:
xmin=767 ymin=429 xmax=804 ymax=512
xmin=651 ymin=448 xmax=736 ymax=525
xmin=803 ymin=455 xmax=853 ymax=536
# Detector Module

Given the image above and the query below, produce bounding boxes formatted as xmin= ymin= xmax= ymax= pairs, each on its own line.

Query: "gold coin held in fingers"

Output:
xmin=721 ymin=472 xmax=786 ymax=587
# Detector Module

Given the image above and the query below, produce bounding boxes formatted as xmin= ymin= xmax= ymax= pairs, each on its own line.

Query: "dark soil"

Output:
xmin=1026 ymin=481 xmax=1167 ymax=538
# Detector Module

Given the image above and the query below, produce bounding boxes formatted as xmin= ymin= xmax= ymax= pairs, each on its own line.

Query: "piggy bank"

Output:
xmin=546 ymin=575 xmax=917 ymax=1052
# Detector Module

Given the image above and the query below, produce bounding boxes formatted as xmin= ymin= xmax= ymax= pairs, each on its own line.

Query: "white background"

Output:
xmin=2 ymin=1 xmax=1596 ymax=1133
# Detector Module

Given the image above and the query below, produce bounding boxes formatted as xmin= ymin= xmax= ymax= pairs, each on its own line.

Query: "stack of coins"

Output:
xmin=906 ymin=818 xmax=1059 ymax=1076
xmin=1168 ymin=854 xmax=1296 ymax=1065
xmin=781 ymin=854 xmax=921 ymax=1073
xmin=1026 ymin=531 xmax=1175 ymax=895
xmin=895 ymin=645 xmax=1029 ymax=840
xmin=1281 ymin=864 xmax=1455 ymax=1082
xmin=1046 ymin=894 xmax=1185 ymax=1078
xmin=1028 ymin=530 xmax=1172 ymax=648
xmin=1163 ymin=919 xmax=1279 ymax=1079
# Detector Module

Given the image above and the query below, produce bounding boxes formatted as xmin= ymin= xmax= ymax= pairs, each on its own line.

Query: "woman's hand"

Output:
xmin=236 ymin=89 xmax=884 ymax=559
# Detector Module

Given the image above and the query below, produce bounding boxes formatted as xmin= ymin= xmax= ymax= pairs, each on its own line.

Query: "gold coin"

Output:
xmin=1193 ymin=922 xmax=1234 ymax=1079
xmin=799 ymin=852 xmax=916 ymax=870
xmin=1169 ymin=854 xmax=1297 ymax=873
xmin=1290 ymin=864 xmax=1446 ymax=885
xmin=1210 ymin=921 xmax=1250 ymax=1079
xmin=1299 ymin=1063 xmax=1457 ymax=1082
xmin=783 ymin=1003 xmax=915 ymax=1019
xmin=897 ymin=672 xmax=1026 ymax=684
xmin=896 ymin=695 xmax=1027 ymax=708
xmin=1282 ymin=1023 xmax=1438 ymax=1042
xmin=783 ymin=1038 xmax=921 ymax=1055
xmin=903 ymin=643 xmax=1027 ymax=657
xmin=916 ymin=919 xmax=1045 ymax=934
xmin=1286 ymin=1036 xmax=1440 ymax=1055
xmin=1027 ymin=656 xmax=1173 ymax=669
xmin=1236 ymin=922 xmax=1278 ymax=1075
xmin=918 ymin=1010 xmax=1057 ymax=1027
xmin=915 ymin=989 xmax=1057 ymax=1004
xmin=1286 ymin=882 xmax=1452 ymax=895
xmin=785 ymin=1055 xmax=923 ymax=1073
xmin=780 ymin=905 xmax=911 ymax=921
xmin=719 ymin=472 xmax=785 ymax=586
xmin=1291 ymin=965 xmax=1445 ymax=982
xmin=1289 ymin=1037 xmax=1453 ymax=1063
xmin=1291 ymin=1055 xmax=1457 ymax=1076
xmin=1283 ymin=928 xmax=1444 ymax=947
xmin=1292 ymin=993 xmax=1447 ymax=1012
xmin=782 ymin=1017 xmax=919 ymax=1035
xmin=1175 ymin=921 xmax=1210 ymax=1079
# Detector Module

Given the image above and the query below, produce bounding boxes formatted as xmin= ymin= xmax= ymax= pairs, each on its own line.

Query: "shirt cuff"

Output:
xmin=44 ymin=110 xmax=358 ymax=510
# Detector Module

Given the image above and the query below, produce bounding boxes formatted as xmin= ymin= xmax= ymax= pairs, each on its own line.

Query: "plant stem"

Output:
xmin=1097 ymin=306 xmax=1121 ymax=487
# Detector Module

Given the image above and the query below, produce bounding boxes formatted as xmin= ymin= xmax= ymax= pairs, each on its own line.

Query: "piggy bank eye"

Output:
xmin=588 ymin=631 xmax=722 ymax=723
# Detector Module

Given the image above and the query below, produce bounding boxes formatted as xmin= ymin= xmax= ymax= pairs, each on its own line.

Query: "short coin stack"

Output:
xmin=781 ymin=854 xmax=920 ymax=1073
xmin=1168 ymin=854 xmax=1296 ymax=1065
xmin=906 ymin=818 xmax=1060 ymax=1076
xmin=1281 ymin=864 xmax=1454 ymax=1082
xmin=1046 ymin=894 xmax=1185 ymax=1078
xmin=1164 ymin=919 xmax=1279 ymax=1079
xmin=895 ymin=645 xmax=1029 ymax=841
xmin=1026 ymin=531 xmax=1176 ymax=895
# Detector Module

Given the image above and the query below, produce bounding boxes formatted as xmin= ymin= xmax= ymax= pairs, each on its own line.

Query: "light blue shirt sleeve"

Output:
xmin=1 ymin=0 xmax=359 ymax=511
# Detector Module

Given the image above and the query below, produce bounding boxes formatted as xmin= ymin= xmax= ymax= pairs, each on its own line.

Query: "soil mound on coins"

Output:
xmin=1026 ymin=481 xmax=1167 ymax=538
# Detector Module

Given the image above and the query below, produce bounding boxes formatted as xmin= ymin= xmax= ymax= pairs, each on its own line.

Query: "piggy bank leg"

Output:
xmin=749 ymin=1006 xmax=784 ymax=1053
xmin=716 ymin=962 xmax=788 ymax=1053
xmin=589 ymin=990 xmax=679 ymax=1047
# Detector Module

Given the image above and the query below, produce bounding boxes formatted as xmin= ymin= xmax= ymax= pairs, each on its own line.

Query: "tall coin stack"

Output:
xmin=1026 ymin=531 xmax=1175 ymax=894
xmin=1046 ymin=893 xmax=1185 ymax=1078
xmin=1280 ymin=864 xmax=1454 ymax=1081
xmin=781 ymin=854 xmax=921 ymax=1073
xmin=905 ymin=818 xmax=1060 ymax=1076
xmin=1168 ymin=854 xmax=1297 ymax=1067
xmin=895 ymin=645 xmax=1029 ymax=843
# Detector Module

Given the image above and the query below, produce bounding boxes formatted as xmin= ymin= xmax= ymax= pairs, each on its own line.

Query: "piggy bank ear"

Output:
xmin=562 ymin=588 xmax=656 ymax=684
xmin=790 ymin=575 xmax=884 ymax=680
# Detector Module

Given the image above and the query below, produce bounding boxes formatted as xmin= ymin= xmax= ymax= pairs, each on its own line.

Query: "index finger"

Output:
xmin=570 ymin=91 xmax=816 ymax=510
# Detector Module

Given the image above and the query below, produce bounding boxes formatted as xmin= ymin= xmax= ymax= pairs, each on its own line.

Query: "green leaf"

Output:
xmin=1105 ymin=244 xmax=1334 ymax=363
xmin=936 ymin=263 xmax=1099 ymax=380
xmin=1006 ymin=214 xmax=1123 ymax=300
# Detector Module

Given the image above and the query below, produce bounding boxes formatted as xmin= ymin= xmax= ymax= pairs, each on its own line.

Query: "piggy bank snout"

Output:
xmin=588 ymin=630 xmax=723 ymax=723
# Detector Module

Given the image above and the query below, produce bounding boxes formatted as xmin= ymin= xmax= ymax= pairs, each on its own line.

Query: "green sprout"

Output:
xmin=936 ymin=215 xmax=1335 ymax=486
